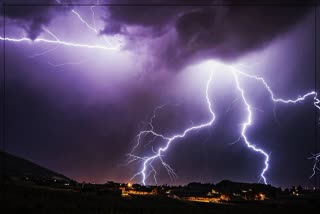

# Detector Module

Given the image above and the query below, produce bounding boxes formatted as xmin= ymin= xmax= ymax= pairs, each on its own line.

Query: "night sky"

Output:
xmin=1 ymin=0 xmax=319 ymax=188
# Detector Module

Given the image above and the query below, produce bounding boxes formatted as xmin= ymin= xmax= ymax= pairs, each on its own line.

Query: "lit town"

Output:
xmin=2 ymin=151 xmax=320 ymax=213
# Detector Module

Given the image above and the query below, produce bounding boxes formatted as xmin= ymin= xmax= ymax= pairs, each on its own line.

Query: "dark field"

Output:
xmin=1 ymin=182 xmax=320 ymax=214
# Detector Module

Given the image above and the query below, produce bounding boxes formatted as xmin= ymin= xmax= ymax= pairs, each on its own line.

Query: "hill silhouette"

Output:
xmin=1 ymin=152 xmax=320 ymax=214
xmin=0 ymin=150 xmax=70 ymax=181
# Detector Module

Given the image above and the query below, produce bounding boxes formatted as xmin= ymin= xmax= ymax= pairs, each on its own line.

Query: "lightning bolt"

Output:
xmin=231 ymin=69 xmax=270 ymax=184
xmin=71 ymin=9 xmax=98 ymax=33
xmin=56 ymin=0 xmax=100 ymax=32
xmin=71 ymin=2 xmax=121 ymax=48
xmin=28 ymin=28 xmax=61 ymax=58
xmin=1 ymin=3 xmax=121 ymax=52
xmin=229 ymin=66 xmax=320 ymax=182
xmin=129 ymin=62 xmax=320 ymax=186
xmin=129 ymin=70 xmax=216 ymax=185
xmin=308 ymin=153 xmax=320 ymax=179
xmin=231 ymin=66 xmax=320 ymax=184
xmin=231 ymin=67 xmax=320 ymax=109
xmin=90 ymin=0 xmax=100 ymax=32
xmin=0 ymin=35 xmax=120 ymax=50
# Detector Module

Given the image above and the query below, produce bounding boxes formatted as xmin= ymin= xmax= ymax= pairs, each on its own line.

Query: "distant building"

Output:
xmin=120 ymin=185 xmax=157 ymax=197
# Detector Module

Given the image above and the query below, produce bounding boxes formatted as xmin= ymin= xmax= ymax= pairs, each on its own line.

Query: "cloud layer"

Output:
xmin=2 ymin=0 xmax=313 ymax=65
xmin=102 ymin=0 xmax=313 ymax=68
xmin=1 ymin=0 xmax=72 ymax=39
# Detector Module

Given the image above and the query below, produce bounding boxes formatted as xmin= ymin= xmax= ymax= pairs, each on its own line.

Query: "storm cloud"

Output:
xmin=102 ymin=0 xmax=314 ymax=68
xmin=1 ymin=0 xmax=314 ymax=64
xmin=1 ymin=0 xmax=72 ymax=39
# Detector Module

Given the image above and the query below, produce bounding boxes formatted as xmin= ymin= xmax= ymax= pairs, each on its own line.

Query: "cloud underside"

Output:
xmin=2 ymin=0 xmax=314 ymax=67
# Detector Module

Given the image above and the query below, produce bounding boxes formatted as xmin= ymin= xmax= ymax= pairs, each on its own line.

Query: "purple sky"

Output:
xmin=1 ymin=0 xmax=319 ymax=188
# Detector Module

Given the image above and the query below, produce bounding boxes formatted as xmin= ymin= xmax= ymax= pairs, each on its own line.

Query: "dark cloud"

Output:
xmin=101 ymin=0 xmax=220 ymax=37
xmin=2 ymin=0 xmax=313 ymax=59
xmin=172 ymin=1 xmax=312 ymax=65
xmin=1 ymin=0 xmax=72 ymax=39
xmin=101 ymin=0 xmax=314 ymax=69
xmin=101 ymin=2 xmax=184 ymax=37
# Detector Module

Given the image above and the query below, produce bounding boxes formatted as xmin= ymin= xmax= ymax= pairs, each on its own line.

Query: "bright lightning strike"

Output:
xmin=1 ymin=5 xmax=121 ymax=51
xmin=129 ymin=61 xmax=320 ymax=186
xmin=0 ymin=35 xmax=120 ymax=50
xmin=231 ymin=67 xmax=320 ymax=110
xmin=229 ymin=66 xmax=320 ymax=182
xmin=229 ymin=66 xmax=320 ymax=184
xmin=129 ymin=70 xmax=216 ymax=185
xmin=231 ymin=70 xmax=270 ymax=184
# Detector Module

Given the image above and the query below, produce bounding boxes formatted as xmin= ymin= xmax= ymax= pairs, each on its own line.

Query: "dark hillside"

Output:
xmin=0 ymin=151 xmax=70 ymax=181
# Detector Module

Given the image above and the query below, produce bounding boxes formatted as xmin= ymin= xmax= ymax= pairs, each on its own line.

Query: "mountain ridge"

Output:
xmin=0 ymin=150 xmax=70 ymax=181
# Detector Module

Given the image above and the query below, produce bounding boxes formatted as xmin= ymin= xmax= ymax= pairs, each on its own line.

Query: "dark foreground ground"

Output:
xmin=1 ymin=182 xmax=320 ymax=214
